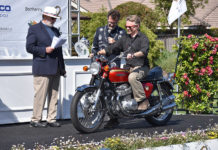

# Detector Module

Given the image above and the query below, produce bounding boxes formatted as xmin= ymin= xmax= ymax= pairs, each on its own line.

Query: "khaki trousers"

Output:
xmin=31 ymin=75 xmax=60 ymax=123
xmin=128 ymin=66 xmax=149 ymax=102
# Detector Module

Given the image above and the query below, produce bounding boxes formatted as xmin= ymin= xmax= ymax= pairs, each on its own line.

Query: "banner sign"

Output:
xmin=168 ymin=0 xmax=187 ymax=25
xmin=0 ymin=0 xmax=69 ymax=58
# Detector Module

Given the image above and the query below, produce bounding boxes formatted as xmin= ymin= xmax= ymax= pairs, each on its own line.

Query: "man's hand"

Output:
xmin=97 ymin=49 xmax=106 ymax=55
xmin=46 ymin=46 xmax=54 ymax=54
xmin=108 ymin=37 xmax=115 ymax=44
xmin=127 ymin=53 xmax=135 ymax=59
xmin=89 ymin=53 xmax=94 ymax=58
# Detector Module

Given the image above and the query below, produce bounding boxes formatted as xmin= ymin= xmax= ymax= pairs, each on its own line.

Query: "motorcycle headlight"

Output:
xmin=90 ymin=62 xmax=101 ymax=75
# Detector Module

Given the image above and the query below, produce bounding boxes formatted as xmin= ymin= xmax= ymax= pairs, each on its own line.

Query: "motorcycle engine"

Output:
xmin=116 ymin=84 xmax=138 ymax=111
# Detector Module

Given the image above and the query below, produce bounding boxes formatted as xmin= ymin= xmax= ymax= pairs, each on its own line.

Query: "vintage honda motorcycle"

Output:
xmin=70 ymin=53 xmax=176 ymax=133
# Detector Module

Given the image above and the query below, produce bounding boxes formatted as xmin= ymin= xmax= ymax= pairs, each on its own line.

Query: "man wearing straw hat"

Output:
xmin=26 ymin=6 xmax=66 ymax=128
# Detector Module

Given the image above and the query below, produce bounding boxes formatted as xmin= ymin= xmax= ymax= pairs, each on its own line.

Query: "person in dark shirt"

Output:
xmin=98 ymin=15 xmax=150 ymax=111
xmin=90 ymin=9 xmax=126 ymax=67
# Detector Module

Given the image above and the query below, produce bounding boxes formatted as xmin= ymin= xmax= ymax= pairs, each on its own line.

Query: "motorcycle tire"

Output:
xmin=70 ymin=87 xmax=105 ymax=133
xmin=145 ymin=85 xmax=174 ymax=126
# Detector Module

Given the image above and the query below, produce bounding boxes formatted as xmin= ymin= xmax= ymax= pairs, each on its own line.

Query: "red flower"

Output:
xmin=192 ymin=53 xmax=196 ymax=57
xmin=187 ymin=34 xmax=192 ymax=38
xmin=188 ymin=94 xmax=192 ymax=98
xmin=205 ymin=34 xmax=215 ymax=42
xmin=192 ymin=43 xmax=199 ymax=50
xmin=206 ymin=66 xmax=213 ymax=76
xmin=194 ymin=68 xmax=199 ymax=72
xmin=183 ymin=91 xmax=189 ymax=97
xmin=183 ymin=73 xmax=188 ymax=79
xmin=200 ymin=68 xmax=206 ymax=75
xmin=196 ymin=84 xmax=202 ymax=92
xmin=185 ymin=81 xmax=189 ymax=85
xmin=209 ymin=56 xmax=213 ymax=64
xmin=212 ymin=48 xmax=217 ymax=54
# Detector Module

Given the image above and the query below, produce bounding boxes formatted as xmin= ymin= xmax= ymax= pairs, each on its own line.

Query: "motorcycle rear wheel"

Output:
xmin=145 ymin=85 xmax=174 ymax=126
xmin=70 ymin=87 xmax=105 ymax=133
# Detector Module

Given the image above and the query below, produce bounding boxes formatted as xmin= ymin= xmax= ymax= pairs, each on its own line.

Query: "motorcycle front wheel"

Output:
xmin=145 ymin=85 xmax=174 ymax=126
xmin=70 ymin=87 xmax=105 ymax=133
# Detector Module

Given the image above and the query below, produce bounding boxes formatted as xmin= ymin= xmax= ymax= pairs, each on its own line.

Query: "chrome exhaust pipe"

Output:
xmin=162 ymin=102 xmax=176 ymax=111
xmin=135 ymin=103 xmax=161 ymax=117
xmin=162 ymin=95 xmax=175 ymax=106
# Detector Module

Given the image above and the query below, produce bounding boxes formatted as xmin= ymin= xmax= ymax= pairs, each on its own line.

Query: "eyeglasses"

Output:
xmin=125 ymin=25 xmax=138 ymax=29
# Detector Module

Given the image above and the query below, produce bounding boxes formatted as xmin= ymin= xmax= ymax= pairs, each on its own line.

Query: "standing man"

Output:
xmin=98 ymin=15 xmax=150 ymax=111
xmin=91 ymin=9 xmax=126 ymax=67
xmin=26 ymin=6 xmax=66 ymax=128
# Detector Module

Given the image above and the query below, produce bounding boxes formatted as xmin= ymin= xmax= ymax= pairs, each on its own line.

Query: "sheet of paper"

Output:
xmin=51 ymin=36 xmax=67 ymax=48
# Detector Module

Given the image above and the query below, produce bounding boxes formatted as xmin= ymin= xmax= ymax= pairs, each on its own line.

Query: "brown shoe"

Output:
xmin=138 ymin=100 xmax=150 ymax=110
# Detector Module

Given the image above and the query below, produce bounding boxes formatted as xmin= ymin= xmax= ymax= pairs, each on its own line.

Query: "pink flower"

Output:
xmin=216 ymin=44 xmax=218 ymax=48
xmin=212 ymin=48 xmax=217 ymax=54
xmin=185 ymin=81 xmax=189 ymax=85
xmin=160 ymin=137 xmax=169 ymax=140
xmin=183 ymin=91 xmax=189 ymax=97
xmin=196 ymin=84 xmax=202 ymax=92
xmin=192 ymin=43 xmax=199 ymax=50
xmin=209 ymin=56 xmax=213 ymax=64
xmin=192 ymin=53 xmax=196 ymax=57
xmin=205 ymin=34 xmax=215 ymax=42
xmin=183 ymin=73 xmax=188 ymax=79
xmin=190 ymin=57 xmax=194 ymax=61
xmin=207 ymin=92 xmax=211 ymax=97
xmin=200 ymin=68 xmax=206 ymax=75
xmin=201 ymin=68 xmax=206 ymax=73
xmin=187 ymin=34 xmax=192 ymax=38
xmin=215 ymin=38 xmax=218 ymax=41
xmin=206 ymin=66 xmax=213 ymax=76
xmin=194 ymin=68 xmax=199 ymax=72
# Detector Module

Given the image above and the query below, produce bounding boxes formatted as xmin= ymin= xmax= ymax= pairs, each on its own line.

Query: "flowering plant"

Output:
xmin=175 ymin=34 xmax=218 ymax=113
xmin=11 ymin=124 xmax=218 ymax=149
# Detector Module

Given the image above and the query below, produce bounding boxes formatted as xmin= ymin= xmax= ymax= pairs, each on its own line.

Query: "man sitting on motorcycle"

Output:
xmin=98 ymin=15 xmax=150 ymax=111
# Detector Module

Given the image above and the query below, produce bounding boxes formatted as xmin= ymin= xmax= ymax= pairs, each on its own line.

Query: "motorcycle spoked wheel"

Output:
xmin=70 ymin=87 xmax=105 ymax=133
xmin=145 ymin=85 xmax=173 ymax=126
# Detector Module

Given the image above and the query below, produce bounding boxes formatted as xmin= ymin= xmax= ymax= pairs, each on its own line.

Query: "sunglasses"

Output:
xmin=125 ymin=25 xmax=138 ymax=29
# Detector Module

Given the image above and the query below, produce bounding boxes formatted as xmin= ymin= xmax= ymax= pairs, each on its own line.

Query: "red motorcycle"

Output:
xmin=70 ymin=53 xmax=176 ymax=133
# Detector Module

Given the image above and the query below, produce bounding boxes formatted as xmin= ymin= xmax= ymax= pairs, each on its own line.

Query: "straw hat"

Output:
xmin=43 ymin=6 xmax=61 ymax=19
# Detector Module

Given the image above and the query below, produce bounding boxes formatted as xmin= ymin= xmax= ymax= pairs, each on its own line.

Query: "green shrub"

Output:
xmin=155 ymin=50 xmax=177 ymax=73
xmin=175 ymin=34 xmax=218 ymax=113
xmin=114 ymin=1 xmax=158 ymax=32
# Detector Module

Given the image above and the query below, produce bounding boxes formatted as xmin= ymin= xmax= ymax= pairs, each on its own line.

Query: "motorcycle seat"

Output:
xmin=143 ymin=66 xmax=163 ymax=81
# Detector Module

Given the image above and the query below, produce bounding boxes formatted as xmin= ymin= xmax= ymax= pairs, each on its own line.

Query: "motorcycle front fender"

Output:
xmin=76 ymin=84 xmax=97 ymax=92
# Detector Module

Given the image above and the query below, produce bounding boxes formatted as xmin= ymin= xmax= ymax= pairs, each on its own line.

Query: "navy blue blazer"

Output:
xmin=26 ymin=21 xmax=65 ymax=76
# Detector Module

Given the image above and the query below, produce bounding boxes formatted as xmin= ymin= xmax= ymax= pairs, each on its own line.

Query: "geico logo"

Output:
xmin=0 ymin=5 xmax=11 ymax=11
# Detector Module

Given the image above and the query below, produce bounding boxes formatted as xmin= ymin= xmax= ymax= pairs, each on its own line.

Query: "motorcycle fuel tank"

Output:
xmin=109 ymin=69 xmax=129 ymax=83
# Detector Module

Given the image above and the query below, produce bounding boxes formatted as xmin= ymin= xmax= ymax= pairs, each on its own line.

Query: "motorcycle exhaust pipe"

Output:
xmin=162 ymin=95 xmax=175 ymax=106
xmin=135 ymin=95 xmax=176 ymax=117
xmin=135 ymin=103 xmax=161 ymax=117
xmin=162 ymin=102 xmax=176 ymax=111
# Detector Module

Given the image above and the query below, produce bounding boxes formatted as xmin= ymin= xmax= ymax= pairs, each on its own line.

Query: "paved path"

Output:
xmin=0 ymin=115 xmax=217 ymax=149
